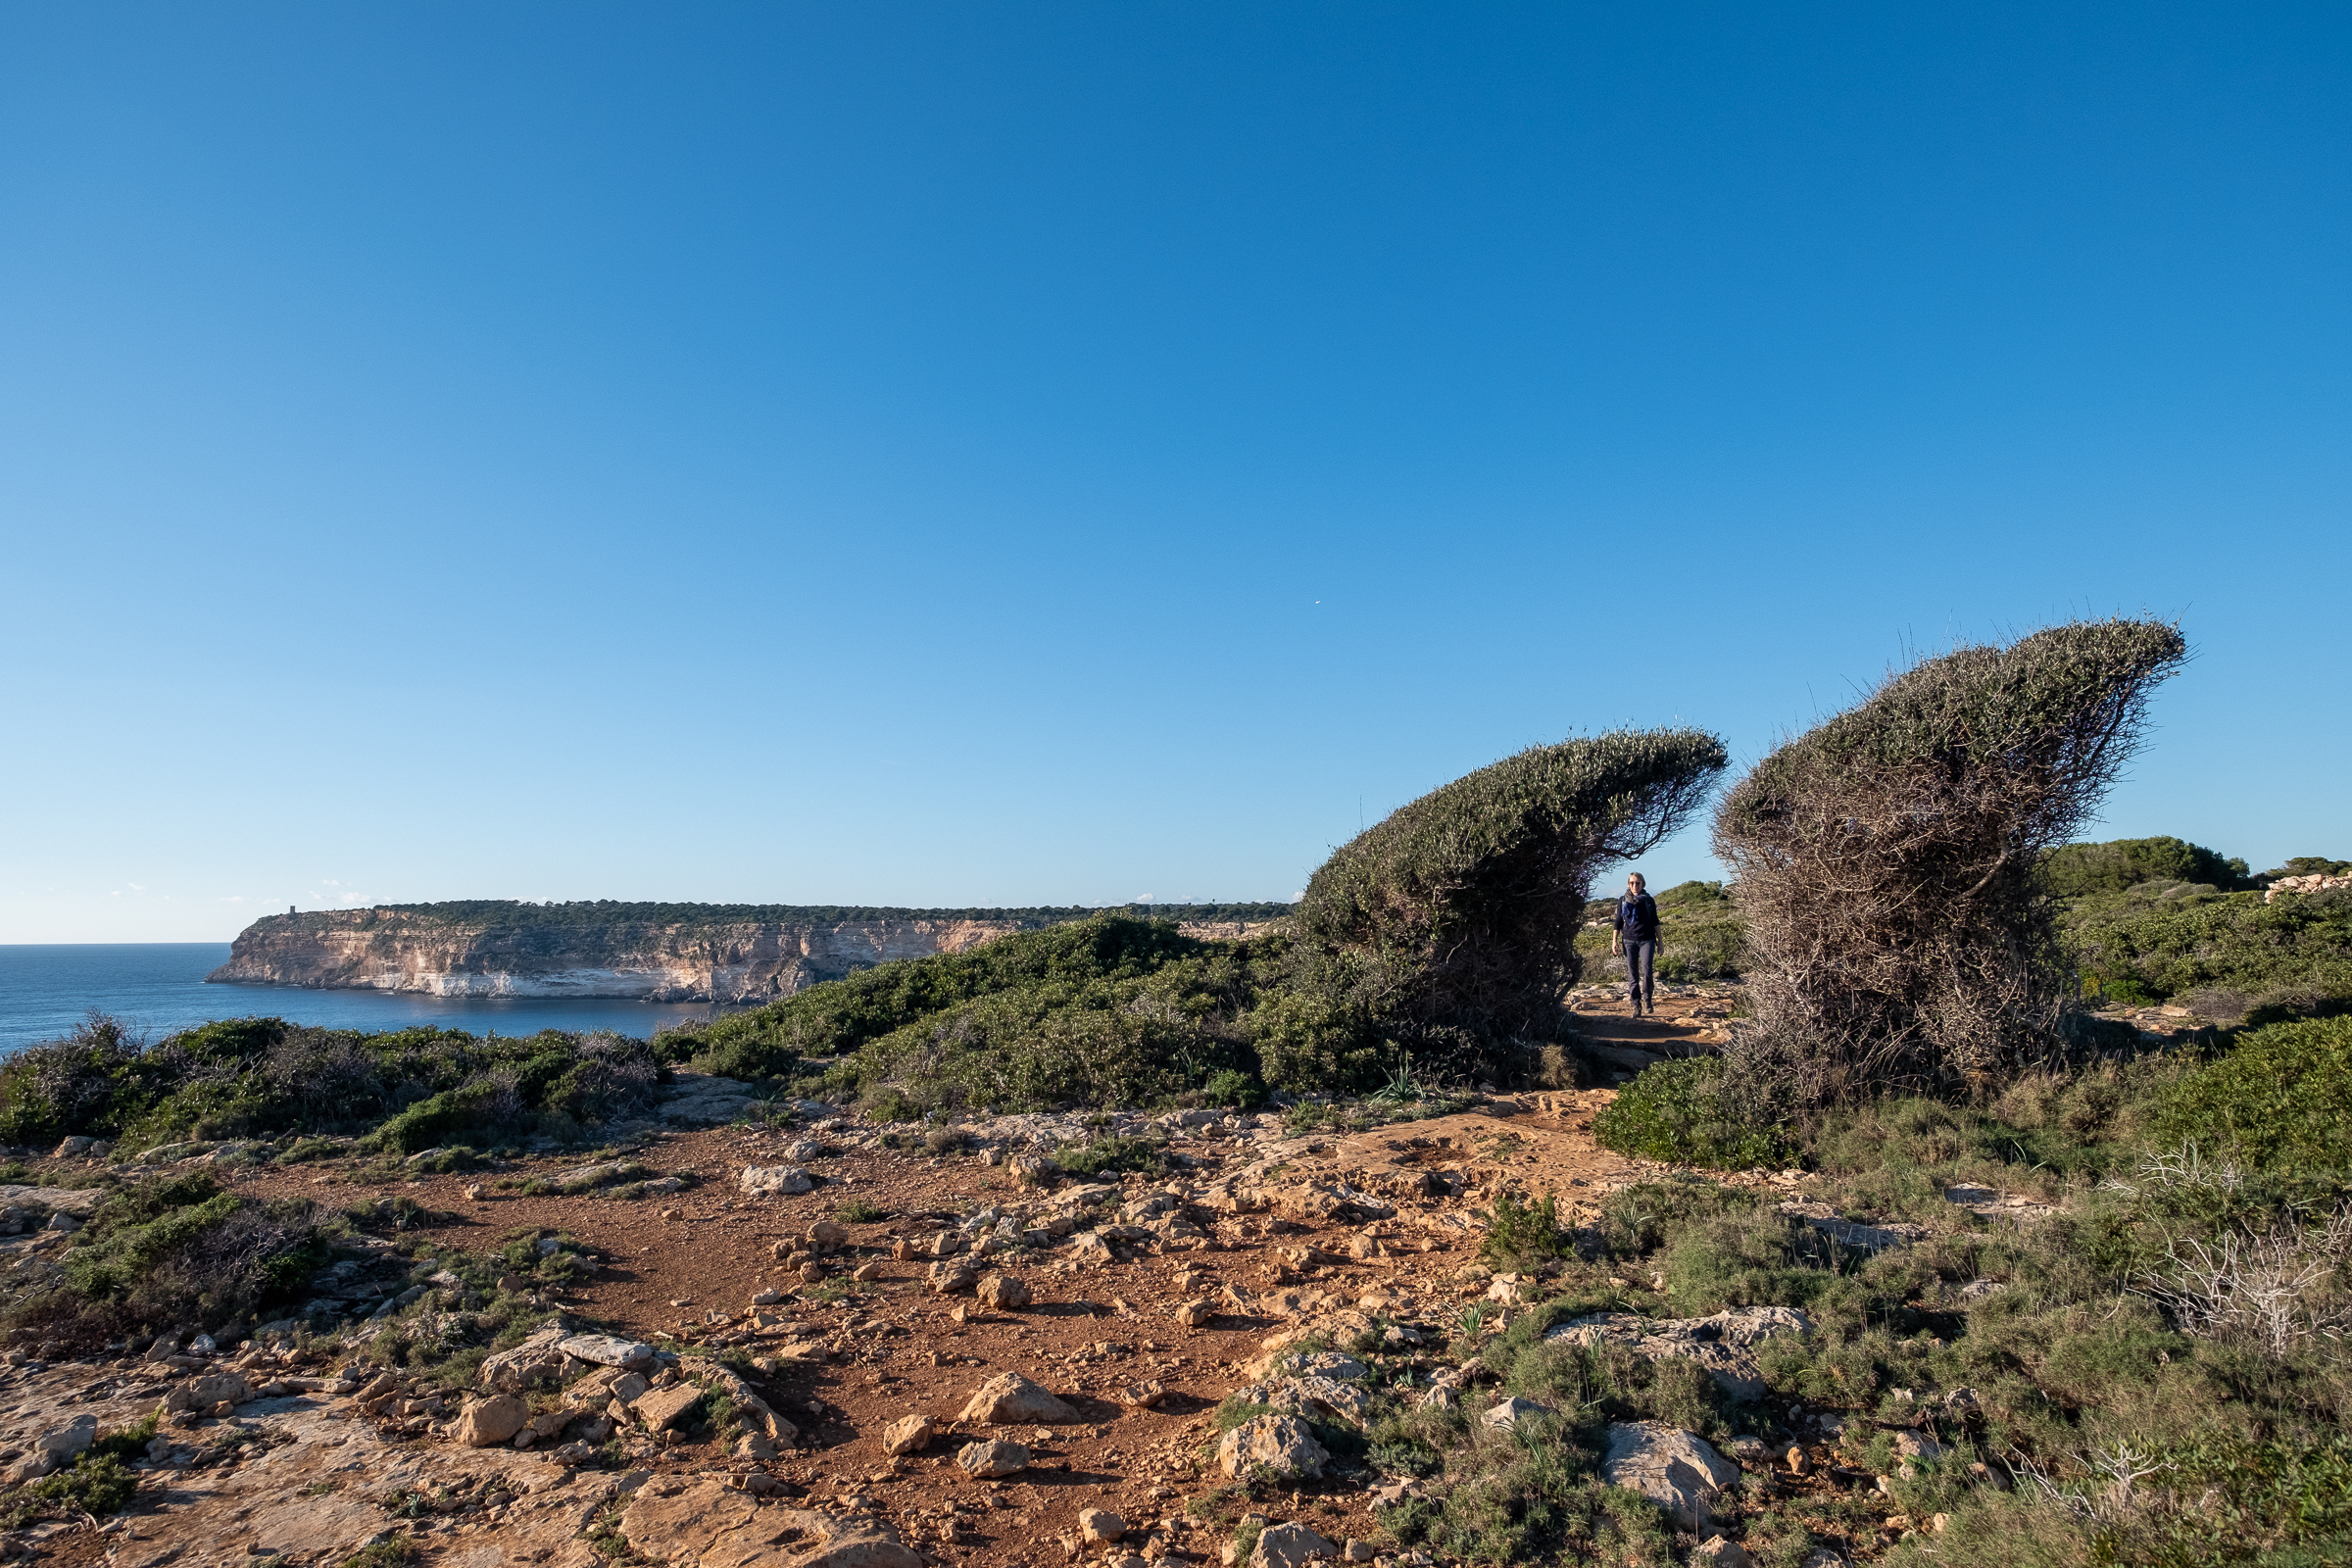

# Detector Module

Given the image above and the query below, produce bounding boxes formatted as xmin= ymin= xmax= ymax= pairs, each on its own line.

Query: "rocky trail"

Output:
xmin=0 ymin=994 xmax=1937 ymax=1568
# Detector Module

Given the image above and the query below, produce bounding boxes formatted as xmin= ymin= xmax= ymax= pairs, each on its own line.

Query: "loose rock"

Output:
xmin=977 ymin=1274 xmax=1032 ymax=1309
xmin=455 ymin=1394 xmax=530 ymax=1448
xmin=742 ymin=1165 xmax=814 ymax=1197
xmin=1249 ymin=1521 xmax=1337 ymax=1568
xmin=959 ymin=1372 xmax=1078 ymax=1424
xmin=1217 ymin=1414 xmax=1329 ymax=1480
xmin=956 ymin=1439 xmax=1031 ymax=1478
xmin=882 ymin=1414 xmax=933 ymax=1455
xmin=1600 ymin=1422 xmax=1740 ymax=1531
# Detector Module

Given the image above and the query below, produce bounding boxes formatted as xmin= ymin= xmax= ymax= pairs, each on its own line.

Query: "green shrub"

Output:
xmin=1715 ymin=618 xmax=2187 ymax=1099
xmin=1200 ymin=1068 xmax=1264 ymax=1109
xmin=342 ymin=1537 xmax=420 ymax=1568
xmin=2148 ymin=1014 xmax=2352 ymax=1170
xmin=0 ymin=1015 xmax=666 ymax=1154
xmin=17 ymin=1173 xmax=335 ymax=1346
xmin=24 ymin=1452 xmax=138 ymax=1518
xmin=88 ymin=1412 xmax=160 ymax=1464
xmin=1592 ymin=1057 xmax=1790 ymax=1169
xmin=667 ymin=915 xmax=1214 ymax=1080
xmin=1901 ymin=1430 xmax=2352 ymax=1568
xmin=2060 ymin=886 xmax=2352 ymax=1016
xmin=668 ymin=914 xmax=1302 ymax=1110
xmin=1482 ymin=1190 xmax=1572 ymax=1269
xmin=2039 ymin=836 xmax=2253 ymax=898
xmin=1055 ymin=1135 xmax=1167 ymax=1178
xmin=1291 ymin=728 xmax=1727 ymax=1083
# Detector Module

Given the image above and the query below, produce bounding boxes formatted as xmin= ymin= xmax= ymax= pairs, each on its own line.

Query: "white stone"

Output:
xmin=1600 ymin=1422 xmax=1741 ymax=1531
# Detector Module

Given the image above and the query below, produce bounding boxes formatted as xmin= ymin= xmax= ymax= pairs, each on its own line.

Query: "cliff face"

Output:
xmin=209 ymin=909 xmax=1028 ymax=1003
xmin=208 ymin=903 xmax=1288 ymax=1004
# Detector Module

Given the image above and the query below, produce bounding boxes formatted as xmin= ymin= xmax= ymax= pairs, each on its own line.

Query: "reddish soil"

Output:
xmin=22 ymin=995 xmax=1739 ymax=1568
xmin=209 ymin=1072 xmax=1683 ymax=1563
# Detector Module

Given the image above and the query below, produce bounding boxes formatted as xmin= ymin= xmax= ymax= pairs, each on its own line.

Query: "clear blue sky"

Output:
xmin=3 ymin=3 xmax=2345 ymax=943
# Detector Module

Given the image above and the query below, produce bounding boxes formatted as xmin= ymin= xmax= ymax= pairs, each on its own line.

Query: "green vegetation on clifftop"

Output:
xmin=662 ymin=913 xmax=1363 ymax=1113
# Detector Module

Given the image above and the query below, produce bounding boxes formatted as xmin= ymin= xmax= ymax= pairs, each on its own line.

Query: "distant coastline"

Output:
xmin=208 ymin=900 xmax=1292 ymax=1004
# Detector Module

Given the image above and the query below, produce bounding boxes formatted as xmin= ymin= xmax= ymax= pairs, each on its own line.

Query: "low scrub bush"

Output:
xmin=2062 ymin=886 xmax=2352 ymax=1019
xmin=1481 ymin=1190 xmax=1572 ymax=1270
xmin=679 ymin=915 xmax=1320 ymax=1115
xmin=1367 ymin=1038 xmax=2352 ymax=1568
xmin=1054 ymin=1135 xmax=1167 ymax=1178
xmin=1592 ymin=1057 xmax=1791 ymax=1169
xmin=2147 ymin=1013 xmax=2352 ymax=1171
xmin=7 ymin=1452 xmax=139 ymax=1523
xmin=0 ymin=1015 xmax=665 ymax=1152
xmin=661 ymin=915 xmax=1213 ymax=1079
xmin=10 ymin=1174 xmax=337 ymax=1347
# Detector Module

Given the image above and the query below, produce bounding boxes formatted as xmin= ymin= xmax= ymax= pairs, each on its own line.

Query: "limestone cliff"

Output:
xmin=207 ymin=901 xmax=1289 ymax=1004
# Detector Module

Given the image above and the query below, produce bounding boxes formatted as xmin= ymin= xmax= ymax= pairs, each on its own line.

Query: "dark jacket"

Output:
xmin=1615 ymin=893 xmax=1659 ymax=943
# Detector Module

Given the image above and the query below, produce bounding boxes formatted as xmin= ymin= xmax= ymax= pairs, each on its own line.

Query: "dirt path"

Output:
xmin=0 ymin=1004 xmax=1812 ymax=1568
xmin=204 ymin=1096 xmax=1660 ymax=1568
xmin=0 ymin=1083 xmax=1700 ymax=1568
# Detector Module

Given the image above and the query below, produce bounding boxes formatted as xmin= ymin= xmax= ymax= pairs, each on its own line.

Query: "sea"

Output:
xmin=0 ymin=945 xmax=717 ymax=1054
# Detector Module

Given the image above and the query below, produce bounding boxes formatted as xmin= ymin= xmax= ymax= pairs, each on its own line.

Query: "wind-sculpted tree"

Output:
xmin=1290 ymin=727 xmax=1729 ymax=1085
xmin=1713 ymin=618 xmax=2187 ymax=1102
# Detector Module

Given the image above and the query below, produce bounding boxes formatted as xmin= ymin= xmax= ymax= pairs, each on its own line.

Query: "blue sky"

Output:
xmin=3 ymin=3 xmax=2346 ymax=943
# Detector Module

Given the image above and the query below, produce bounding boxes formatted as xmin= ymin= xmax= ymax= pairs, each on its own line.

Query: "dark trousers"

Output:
xmin=1623 ymin=940 xmax=1657 ymax=1009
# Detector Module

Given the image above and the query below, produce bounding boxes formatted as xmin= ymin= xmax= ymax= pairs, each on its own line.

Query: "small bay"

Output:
xmin=0 ymin=944 xmax=713 ymax=1053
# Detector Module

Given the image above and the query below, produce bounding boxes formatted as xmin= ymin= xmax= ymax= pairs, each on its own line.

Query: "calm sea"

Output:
xmin=0 ymin=945 xmax=717 ymax=1053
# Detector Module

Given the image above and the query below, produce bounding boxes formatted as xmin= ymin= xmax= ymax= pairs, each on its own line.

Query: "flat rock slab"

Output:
xmin=559 ymin=1333 xmax=659 ymax=1368
xmin=1547 ymin=1306 xmax=1814 ymax=1399
xmin=1777 ymin=1200 xmax=1931 ymax=1252
xmin=0 ymin=1186 xmax=102 ymax=1214
xmin=1602 ymin=1421 xmax=1740 ymax=1531
xmin=554 ymin=1161 xmax=643 ymax=1188
xmin=742 ymin=1165 xmax=815 ymax=1197
xmin=660 ymin=1074 xmax=765 ymax=1126
xmin=633 ymin=1384 xmax=706 ymax=1431
xmin=1942 ymin=1185 xmax=2060 ymax=1223
xmin=92 ymin=1381 xmax=609 ymax=1568
xmin=623 ymin=1478 xmax=922 ymax=1568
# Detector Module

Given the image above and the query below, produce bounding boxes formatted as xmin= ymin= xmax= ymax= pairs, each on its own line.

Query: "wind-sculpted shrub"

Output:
xmin=1293 ymin=728 xmax=1728 ymax=1085
xmin=1713 ymin=619 xmax=2187 ymax=1102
